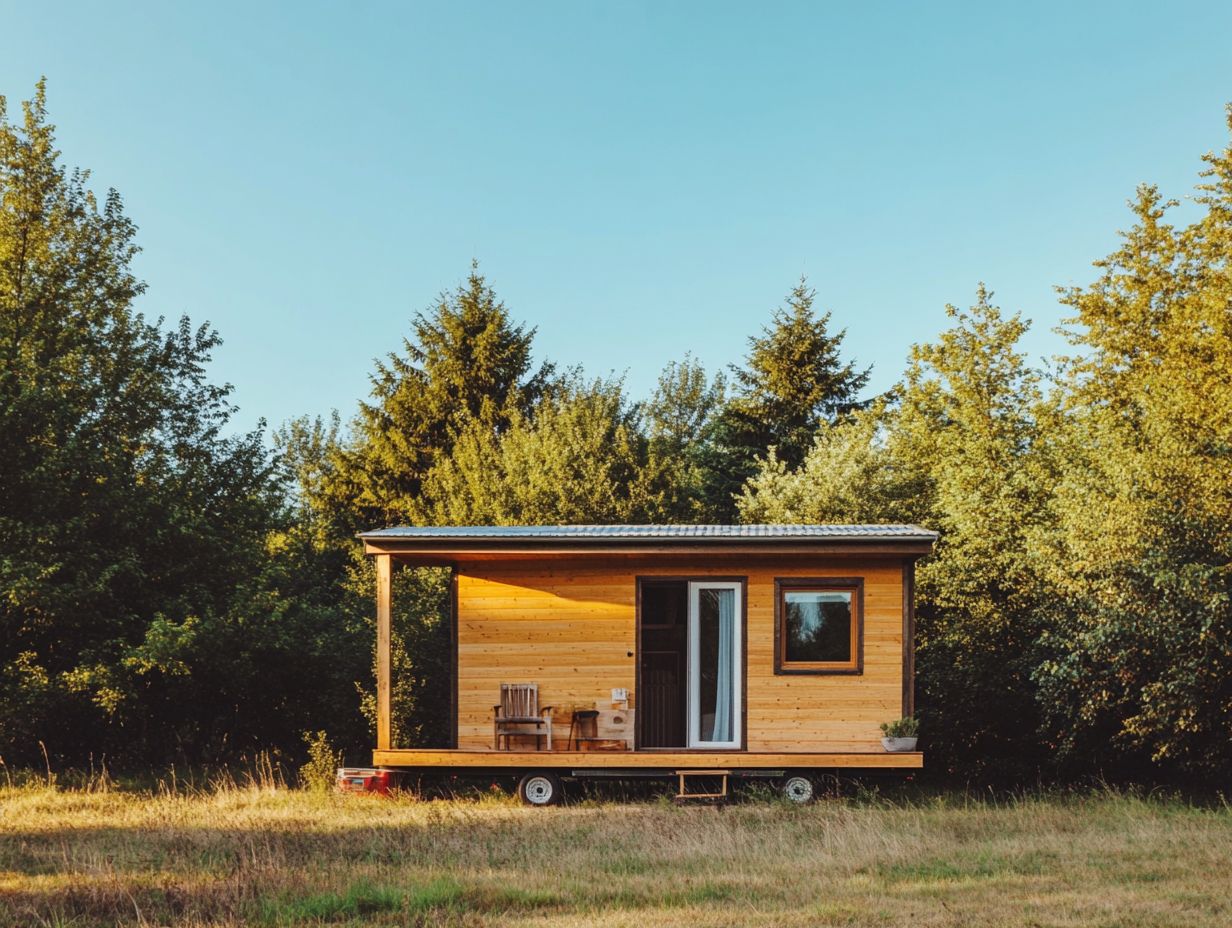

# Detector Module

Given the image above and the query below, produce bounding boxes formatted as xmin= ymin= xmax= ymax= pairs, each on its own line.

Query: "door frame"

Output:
xmin=634 ymin=576 xmax=747 ymax=752
xmin=687 ymin=580 xmax=743 ymax=749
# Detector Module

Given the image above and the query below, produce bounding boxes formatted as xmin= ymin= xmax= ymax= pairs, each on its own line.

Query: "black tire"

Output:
xmin=517 ymin=772 xmax=563 ymax=806
xmin=781 ymin=774 xmax=815 ymax=804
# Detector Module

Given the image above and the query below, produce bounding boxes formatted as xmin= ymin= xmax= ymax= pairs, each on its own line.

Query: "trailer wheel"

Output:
xmin=781 ymin=774 xmax=815 ymax=804
xmin=517 ymin=772 xmax=563 ymax=806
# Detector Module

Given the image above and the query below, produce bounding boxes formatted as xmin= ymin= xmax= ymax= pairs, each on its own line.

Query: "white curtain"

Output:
xmin=712 ymin=589 xmax=734 ymax=742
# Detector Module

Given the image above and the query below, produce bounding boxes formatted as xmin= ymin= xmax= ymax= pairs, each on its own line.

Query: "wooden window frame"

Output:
xmin=773 ymin=577 xmax=864 ymax=675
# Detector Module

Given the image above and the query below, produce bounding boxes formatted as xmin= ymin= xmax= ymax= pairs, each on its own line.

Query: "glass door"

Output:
xmin=687 ymin=581 xmax=741 ymax=748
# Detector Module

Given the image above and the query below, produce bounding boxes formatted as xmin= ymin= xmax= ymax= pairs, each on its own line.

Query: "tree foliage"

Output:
xmin=0 ymin=83 xmax=362 ymax=766
xmin=706 ymin=279 xmax=870 ymax=518
xmin=1032 ymin=121 xmax=1232 ymax=777
xmin=416 ymin=375 xmax=653 ymax=525
xmin=738 ymin=401 xmax=922 ymax=525
xmin=896 ymin=292 xmax=1054 ymax=780
xmin=741 ymin=290 xmax=1053 ymax=779
xmin=6 ymin=81 xmax=1232 ymax=786
xmin=743 ymin=113 xmax=1232 ymax=781
xmin=642 ymin=356 xmax=727 ymax=522
xmin=334 ymin=265 xmax=554 ymax=531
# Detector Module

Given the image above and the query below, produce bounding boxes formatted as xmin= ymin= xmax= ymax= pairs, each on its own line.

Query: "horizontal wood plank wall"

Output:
xmin=454 ymin=555 xmax=904 ymax=752
xmin=374 ymin=749 xmax=923 ymax=769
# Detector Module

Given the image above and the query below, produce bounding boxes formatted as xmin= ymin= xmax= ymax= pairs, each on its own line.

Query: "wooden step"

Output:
xmin=675 ymin=769 xmax=730 ymax=801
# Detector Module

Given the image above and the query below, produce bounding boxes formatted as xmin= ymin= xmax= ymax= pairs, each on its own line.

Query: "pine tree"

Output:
xmin=337 ymin=264 xmax=554 ymax=529
xmin=286 ymin=267 xmax=558 ymax=748
xmin=705 ymin=279 xmax=870 ymax=519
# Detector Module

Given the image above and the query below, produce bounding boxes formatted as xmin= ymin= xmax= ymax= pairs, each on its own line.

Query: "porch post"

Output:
xmin=376 ymin=553 xmax=392 ymax=751
xmin=902 ymin=558 xmax=916 ymax=718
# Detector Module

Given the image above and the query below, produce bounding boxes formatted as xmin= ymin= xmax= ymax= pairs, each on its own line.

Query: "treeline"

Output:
xmin=2 ymin=83 xmax=1230 ymax=783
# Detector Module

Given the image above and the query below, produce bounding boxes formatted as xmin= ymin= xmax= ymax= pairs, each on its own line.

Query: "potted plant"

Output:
xmin=879 ymin=717 xmax=919 ymax=752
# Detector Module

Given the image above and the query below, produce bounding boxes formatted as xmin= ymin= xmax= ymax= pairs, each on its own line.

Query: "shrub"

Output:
xmin=299 ymin=730 xmax=341 ymax=791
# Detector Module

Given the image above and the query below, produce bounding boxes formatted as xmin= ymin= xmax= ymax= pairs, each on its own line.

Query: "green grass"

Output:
xmin=259 ymin=879 xmax=409 ymax=923
xmin=1 ymin=782 xmax=1229 ymax=926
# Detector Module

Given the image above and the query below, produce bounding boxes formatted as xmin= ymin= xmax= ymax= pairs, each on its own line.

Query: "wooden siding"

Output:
xmin=374 ymin=748 xmax=922 ymax=769
xmin=453 ymin=555 xmax=905 ymax=753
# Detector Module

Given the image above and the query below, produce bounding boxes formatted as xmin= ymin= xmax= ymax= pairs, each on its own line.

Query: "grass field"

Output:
xmin=1 ymin=778 xmax=1229 ymax=927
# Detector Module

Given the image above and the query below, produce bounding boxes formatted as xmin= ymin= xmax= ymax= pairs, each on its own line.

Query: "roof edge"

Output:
xmin=357 ymin=523 xmax=938 ymax=541
xmin=356 ymin=525 xmax=939 ymax=557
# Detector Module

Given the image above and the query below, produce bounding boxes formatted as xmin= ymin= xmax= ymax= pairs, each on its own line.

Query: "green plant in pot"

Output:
xmin=879 ymin=717 xmax=919 ymax=752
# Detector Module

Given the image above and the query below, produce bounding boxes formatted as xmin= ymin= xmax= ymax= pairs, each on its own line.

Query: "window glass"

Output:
xmin=783 ymin=589 xmax=852 ymax=664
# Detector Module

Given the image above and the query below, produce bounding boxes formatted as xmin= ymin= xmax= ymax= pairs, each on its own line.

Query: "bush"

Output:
xmin=299 ymin=730 xmax=341 ymax=791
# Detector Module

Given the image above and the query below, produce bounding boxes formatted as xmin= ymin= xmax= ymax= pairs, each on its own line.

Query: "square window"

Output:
xmin=775 ymin=580 xmax=862 ymax=673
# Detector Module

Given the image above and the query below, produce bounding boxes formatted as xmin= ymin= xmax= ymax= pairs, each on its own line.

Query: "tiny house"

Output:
xmin=360 ymin=524 xmax=936 ymax=804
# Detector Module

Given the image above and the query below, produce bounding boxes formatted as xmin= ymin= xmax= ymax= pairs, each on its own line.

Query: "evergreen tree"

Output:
xmin=334 ymin=264 xmax=554 ymax=530
xmin=282 ymin=269 xmax=564 ymax=749
xmin=706 ymin=279 xmax=870 ymax=519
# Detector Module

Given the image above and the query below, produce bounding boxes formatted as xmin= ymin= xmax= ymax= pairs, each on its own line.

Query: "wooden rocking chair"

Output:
xmin=494 ymin=683 xmax=554 ymax=751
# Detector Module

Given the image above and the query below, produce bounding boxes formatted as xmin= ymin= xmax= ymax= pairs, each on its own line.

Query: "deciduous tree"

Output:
xmin=741 ymin=288 xmax=1054 ymax=780
xmin=1034 ymin=117 xmax=1232 ymax=777
xmin=0 ymin=83 xmax=288 ymax=765
xmin=416 ymin=375 xmax=652 ymax=525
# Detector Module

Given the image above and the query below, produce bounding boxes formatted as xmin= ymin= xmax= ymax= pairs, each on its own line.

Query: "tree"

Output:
xmin=740 ymin=288 xmax=1054 ymax=780
xmin=416 ymin=375 xmax=653 ymax=525
xmin=897 ymin=289 xmax=1054 ymax=781
xmin=332 ymin=265 xmax=554 ymax=531
xmin=706 ymin=279 xmax=870 ymax=519
xmin=0 ymin=82 xmax=288 ymax=765
xmin=738 ymin=400 xmax=924 ymax=525
xmin=642 ymin=356 xmax=726 ymax=522
xmin=1033 ymin=116 xmax=1232 ymax=778
xmin=279 ymin=270 xmax=560 ymax=750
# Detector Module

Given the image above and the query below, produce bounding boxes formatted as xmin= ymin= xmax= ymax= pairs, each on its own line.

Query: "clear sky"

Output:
xmin=5 ymin=2 xmax=1232 ymax=434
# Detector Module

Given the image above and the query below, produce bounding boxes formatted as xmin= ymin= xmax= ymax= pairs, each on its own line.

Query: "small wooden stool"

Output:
xmin=568 ymin=709 xmax=599 ymax=750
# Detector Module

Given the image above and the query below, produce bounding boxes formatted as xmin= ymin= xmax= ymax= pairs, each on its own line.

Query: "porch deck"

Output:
xmin=373 ymin=748 xmax=923 ymax=770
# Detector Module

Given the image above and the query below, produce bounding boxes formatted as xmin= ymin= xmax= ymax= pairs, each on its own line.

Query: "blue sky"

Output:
xmin=5 ymin=2 xmax=1232 ymax=434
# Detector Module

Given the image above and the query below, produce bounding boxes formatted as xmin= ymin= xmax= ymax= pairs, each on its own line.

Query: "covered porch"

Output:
xmin=364 ymin=524 xmax=934 ymax=771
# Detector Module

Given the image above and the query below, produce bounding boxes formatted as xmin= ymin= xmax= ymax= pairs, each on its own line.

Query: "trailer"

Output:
xmin=359 ymin=524 xmax=935 ymax=804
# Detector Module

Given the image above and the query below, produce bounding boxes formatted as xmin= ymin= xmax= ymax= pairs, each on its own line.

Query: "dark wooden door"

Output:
xmin=638 ymin=580 xmax=687 ymax=748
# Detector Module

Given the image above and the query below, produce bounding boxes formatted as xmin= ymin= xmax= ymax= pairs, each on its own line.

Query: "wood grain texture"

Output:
xmin=450 ymin=554 xmax=908 ymax=754
xmin=373 ymin=748 xmax=923 ymax=769
xmin=375 ymin=554 xmax=392 ymax=751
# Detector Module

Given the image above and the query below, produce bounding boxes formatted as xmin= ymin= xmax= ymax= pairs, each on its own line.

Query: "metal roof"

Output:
xmin=359 ymin=524 xmax=937 ymax=542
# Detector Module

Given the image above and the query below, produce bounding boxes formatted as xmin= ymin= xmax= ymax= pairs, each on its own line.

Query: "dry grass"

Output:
xmin=1 ymin=779 xmax=1229 ymax=927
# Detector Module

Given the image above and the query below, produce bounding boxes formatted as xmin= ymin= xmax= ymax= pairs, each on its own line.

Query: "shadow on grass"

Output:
xmin=0 ymin=809 xmax=753 ymax=926
xmin=255 ymin=877 xmax=563 ymax=925
xmin=6 ymin=784 xmax=1229 ymax=927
